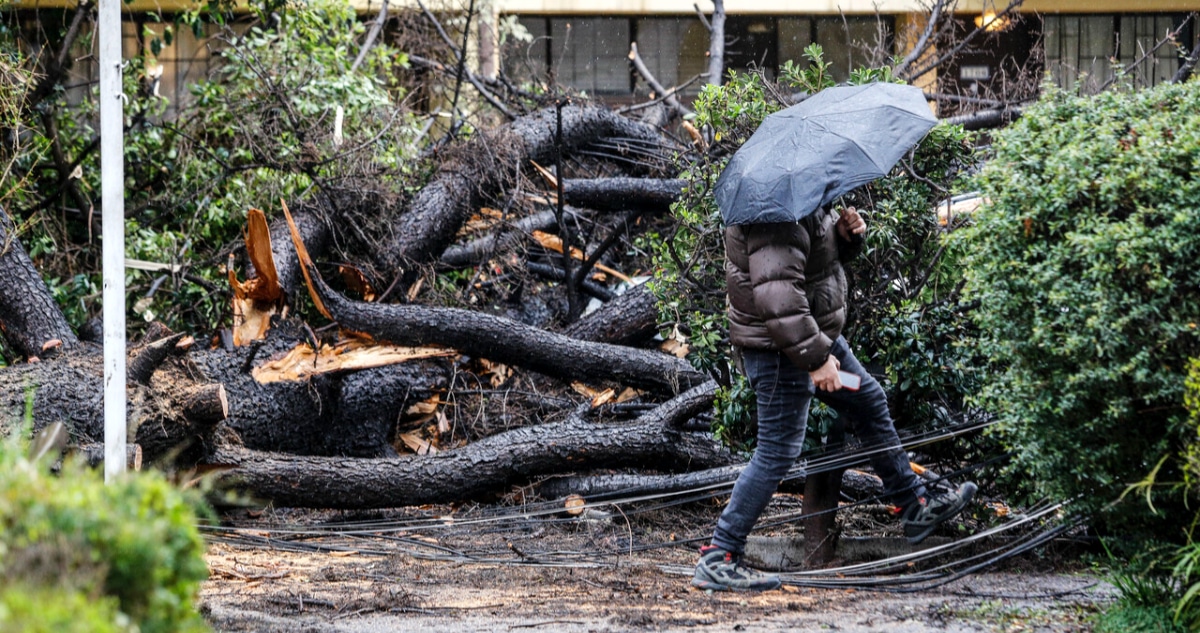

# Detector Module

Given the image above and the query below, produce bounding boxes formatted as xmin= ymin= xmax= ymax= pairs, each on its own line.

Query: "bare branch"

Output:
xmin=904 ymin=0 xmax=1025 ymax=84
xmin=706 ymin=0 xmax=726 ymax=86
xmin=893 ymin=0 xmax=949 ymax=78
xmin=628 ymin=42 xmax=692 ymax=120
xmin=350 ymin=0 xmax=389 ymax=72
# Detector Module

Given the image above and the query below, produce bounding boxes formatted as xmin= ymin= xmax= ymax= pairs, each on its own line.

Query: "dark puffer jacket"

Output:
xmin=725 ymin=209 xmax=863 ymax=371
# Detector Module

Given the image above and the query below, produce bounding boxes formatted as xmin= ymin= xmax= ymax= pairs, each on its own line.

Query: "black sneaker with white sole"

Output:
xmin=901 ymin=481 xmax=978 ymax=545
xmin=691 ymin=545 xmax=782 ymax=592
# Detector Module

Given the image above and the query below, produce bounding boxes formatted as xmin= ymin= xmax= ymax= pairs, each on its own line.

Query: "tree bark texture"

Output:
xmin=563 ymin=282 xmax=659 ymax=346
xmin=534 ymin=464 xmax=882 ymax=503
xmin=309 ymin=269 xmax=706 ymax=393
xmin=0 ymin=348 xmax=226 ymax=464
xmin=561 ymin=178 xmax=684 ymax=211
xmin=0 ymin=207 xmax=78 ymax=360
xmin=379 ymin=104 xmax=662 ymax=282
xmin=210 ymin=387 xmax=732 ymax=508
xmin=189 ymin=321 xmax=448 ymax=458
xmin=439 ymin=206 xmax=587 ymax=269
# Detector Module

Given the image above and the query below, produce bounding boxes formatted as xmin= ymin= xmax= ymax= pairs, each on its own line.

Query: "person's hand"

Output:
xmin=809 ymin=355 xmax=842 ymax=392
xmin=836 ymin=207 xmax=866 ymax=242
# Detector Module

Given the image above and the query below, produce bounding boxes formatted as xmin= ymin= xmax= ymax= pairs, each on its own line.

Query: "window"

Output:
xmin=1043 ymin=13 xmax=1193 ymax=92
xmin=502 ymin=14 xmax=895 ymax=98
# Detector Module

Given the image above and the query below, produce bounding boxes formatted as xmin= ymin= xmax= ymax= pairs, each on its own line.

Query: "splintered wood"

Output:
xmin=229 ymin=208 xmax=285 ymax=345
xmin=252 ymin=339 xmax=452 ymax=383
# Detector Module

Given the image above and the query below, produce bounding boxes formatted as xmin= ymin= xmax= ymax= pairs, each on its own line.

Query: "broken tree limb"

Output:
xmin=942 ymin=107 xmax=1024 ymax=131
xmin=534 ymin=465 xmax=884 ymax=503
xmin=563 ymin=282 xmax=659 ymax=346
xmin=439 ymin=206 xmax=588 ymax=269
xmin=525 ymin=262 xmax=615 ymax=301
xmin=127 ymin=332 xmax=187 ymax=385
xmin=209 ymin=385 xmax=733 ymax=508
xmin=561 ymin=178 xmax=684 ymax=212
xmin=189 ymin=321 xmax=449 ymax=458
xmin=379 ymin=104 xmax=664 ymax=289
xmin=300 ymin=261 xmax=705 ymax=393
xmin=252 ymin=203 xmax=332 ymax=304
xmin=628 ymin=42 xmax=692 ymax=121
xmin=0 ymin=206 xmax=78 ymax=360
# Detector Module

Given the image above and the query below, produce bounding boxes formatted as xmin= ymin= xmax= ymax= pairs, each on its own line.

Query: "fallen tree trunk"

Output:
xmin=564 ymin=282 xmax=659 ymax=346
xmin=561 ymin=178 xmax=684 ymax=211
xmin=534 ymin=465 xmax=884 ymax=502
xmin=307 ymin=265 xmax=706 ymax=393
xmin=380 ymin=104 xmax=663 ymax=287
xmin=209 ymin=382 xmax=731 ymax=508
xmin=0 ymin=348 xmax=227 ymax=464
xmin=0 ymin=206 xmax=78 ymax=360
xmin=190 ymin=321 xmax=449 ymax=458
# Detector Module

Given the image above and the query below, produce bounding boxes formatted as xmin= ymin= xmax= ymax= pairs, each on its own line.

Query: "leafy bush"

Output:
xmin=0 ymin=438 xmax=211 ymax=633
xmin=958 ymin=79 xmax=1200 ymax=529
xmin=650 ymin=46 xmax=980 ymax=451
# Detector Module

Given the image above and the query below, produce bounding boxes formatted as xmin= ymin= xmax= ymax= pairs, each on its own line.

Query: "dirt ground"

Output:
xmin=199 ymin=502 xmax=1114 ymax=632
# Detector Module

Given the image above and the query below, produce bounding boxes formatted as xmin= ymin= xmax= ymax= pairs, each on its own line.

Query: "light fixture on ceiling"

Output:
xmin=975 ymin=11 xmax=1011 ymax=32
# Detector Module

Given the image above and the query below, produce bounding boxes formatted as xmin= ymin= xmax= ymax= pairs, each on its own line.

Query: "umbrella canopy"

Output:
xmin=715 ymin=82 xmax=937 ymax=226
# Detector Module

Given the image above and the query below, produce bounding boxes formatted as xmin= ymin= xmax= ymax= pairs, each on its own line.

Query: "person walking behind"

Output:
xmin=691 ymin=206 xmax=977 ymax=593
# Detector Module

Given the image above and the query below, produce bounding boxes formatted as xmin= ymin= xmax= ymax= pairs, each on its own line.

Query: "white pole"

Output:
xmin=99 ymin=0 xmax=126 ymax=482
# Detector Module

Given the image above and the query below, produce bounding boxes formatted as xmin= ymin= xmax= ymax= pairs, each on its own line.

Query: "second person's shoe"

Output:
xmin=901 ymin=481 xmax=978 ymax=545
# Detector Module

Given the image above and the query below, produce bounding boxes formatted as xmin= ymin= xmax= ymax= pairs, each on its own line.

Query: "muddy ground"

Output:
xmin=199 ymin=499 xmax=1114 ymax=632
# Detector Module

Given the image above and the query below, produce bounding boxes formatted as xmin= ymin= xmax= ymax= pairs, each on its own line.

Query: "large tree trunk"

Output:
xmin=0 ymin=207 xmax=78 ymax=360
xmin=379 ymin=104 xmax=663 ymax=287
xmin=209 ymin=382 xmax=730 ymax=508
xmin=260 ymin=203 xmax=332 ymax=302
xmin=190 ymin=321 xmax=448 ymax=458
xmin=308 ymin=266 xmax=705 ymax=393
xmin=0 ymin=348 xmax=226 ymax=464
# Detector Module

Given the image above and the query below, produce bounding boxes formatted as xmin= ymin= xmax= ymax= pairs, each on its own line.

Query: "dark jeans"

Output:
xmin=711 ymin=337 xmax=926 ymax=555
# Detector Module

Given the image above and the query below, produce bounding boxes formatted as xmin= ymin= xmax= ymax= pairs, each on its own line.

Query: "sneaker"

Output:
xmin=691 ymin=545 xmax=782 ymax=592
xmin=901 ymin=481 xmax=978 ymax=545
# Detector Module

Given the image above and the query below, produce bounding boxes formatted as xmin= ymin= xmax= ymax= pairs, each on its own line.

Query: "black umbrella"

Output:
xmin=715 ymin=82 xmax=937 ymax=226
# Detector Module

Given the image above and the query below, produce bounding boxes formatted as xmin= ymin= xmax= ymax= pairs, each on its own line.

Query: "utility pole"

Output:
xmin=99 ymin=0 xmax=126 ymax=482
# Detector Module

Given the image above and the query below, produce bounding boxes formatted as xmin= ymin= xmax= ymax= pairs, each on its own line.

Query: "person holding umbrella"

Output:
xmin=692 ymin=83 xmax=977 ymax=592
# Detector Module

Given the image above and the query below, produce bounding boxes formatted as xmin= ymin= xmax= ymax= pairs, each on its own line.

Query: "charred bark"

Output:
xmin=189 ymin=321 xmax=448 ymax=458
xmin=0 ymin=207 xmax=78 ymax=360
xmin=561 ymin=178 xmax=684 ymax=211
xmin=380 ymin=104 xmax=663 ymax=287
xmin=534 ymin=464 xmax=883 ymax=502
xmin=209 ymin=384 xmax=732 ymax=508
xmin=0 ymin=348 xmax=226 ymax=464
xmin=308 ymin=268 xmax=705 ymax=393
xmin=439 ymin=206 xmax=588 ymax=269
xmin=563 ymin=282 xmax=659 ymax=346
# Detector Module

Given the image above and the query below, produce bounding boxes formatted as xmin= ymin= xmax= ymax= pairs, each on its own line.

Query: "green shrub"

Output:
xmin=959 ymin=79 xmax=1200 ymax=529
xmin=0 ymin=441 xmax=211 ymax=633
